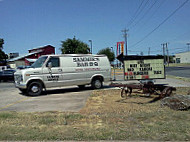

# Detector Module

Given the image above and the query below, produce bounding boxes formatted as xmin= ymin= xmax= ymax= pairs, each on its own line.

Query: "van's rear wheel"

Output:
xmin=91 ymin=79 xmax=102 ymax=89
xmin=27 ymin=81 xmax=43 ymax=96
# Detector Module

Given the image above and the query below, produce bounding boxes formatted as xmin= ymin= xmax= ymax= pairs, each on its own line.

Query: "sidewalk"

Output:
xmin=155 ymin=78 xmax=190 ymax=87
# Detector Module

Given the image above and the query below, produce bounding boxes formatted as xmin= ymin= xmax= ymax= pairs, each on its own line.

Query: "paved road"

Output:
xmin=0 ymin=83 xmax=92 ymax=112
xmin=165 ymin=66 xmax=190 ymax=78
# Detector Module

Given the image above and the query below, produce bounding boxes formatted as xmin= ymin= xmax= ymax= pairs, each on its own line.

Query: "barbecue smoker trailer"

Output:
xmin=111 ymin=54 xmax=176 ymax=99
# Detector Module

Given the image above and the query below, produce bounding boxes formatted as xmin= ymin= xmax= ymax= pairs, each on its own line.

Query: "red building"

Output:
xmin=8 ymin=45 xmax=55 ymax=68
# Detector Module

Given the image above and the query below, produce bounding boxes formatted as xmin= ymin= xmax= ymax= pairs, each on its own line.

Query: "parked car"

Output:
xmin=16 ymin=66 xmax=31 ymax=70
xmin=0 ymin=69 xmax=16 ymax=82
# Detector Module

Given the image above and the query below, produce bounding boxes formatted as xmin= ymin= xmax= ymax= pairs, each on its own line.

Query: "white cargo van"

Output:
xmin=14 ymin=54 xmax=111 ymax=96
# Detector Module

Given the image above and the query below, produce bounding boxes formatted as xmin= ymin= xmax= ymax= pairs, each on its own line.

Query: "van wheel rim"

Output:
xmin=95 ymin=80 xmax=101 ymax=88
xmin=31 ymin=85 xmax=39 ymax=93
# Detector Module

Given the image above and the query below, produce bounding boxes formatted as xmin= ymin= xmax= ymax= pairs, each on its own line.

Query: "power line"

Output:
xmin=130 ymin=0 xmax=158 ymax=29
xmin=127 ymin=0 xmax=145 ymax=27
xmin=130 ymin=0 xmax=189 ymax=48
xmin=127 ymin=0 xmax=150 ymax=27
xmin=134 ymin=0 xmax=166 ymax=32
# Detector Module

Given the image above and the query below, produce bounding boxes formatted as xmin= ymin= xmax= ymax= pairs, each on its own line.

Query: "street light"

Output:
xmin=110 ymin=47 xmax=113 ymax=53
xmin=88 ymin=40 xmax=92 ymax=54
xmin=110 ymin=46 xmax=116 ymax=81
xmin=187 ymin=43 xmax=190 ymax=51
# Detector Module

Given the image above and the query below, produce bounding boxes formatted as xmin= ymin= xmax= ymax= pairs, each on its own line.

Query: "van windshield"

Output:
xmin=31 ymin=56 xmax=48 ymax=68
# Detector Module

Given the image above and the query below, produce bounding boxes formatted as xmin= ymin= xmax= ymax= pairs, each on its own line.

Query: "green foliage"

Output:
xmin=0 ymin=49 xmax=7 ymax=61
xmin=0 ymin=38 xmax=7 ymax=61
xmin=97 ymin=47 xmax=115 ymax=62
xmin=60 ymin=37 xmax=90 ymax=54
xmin=0 ymin=38 xmax=4 ymax=49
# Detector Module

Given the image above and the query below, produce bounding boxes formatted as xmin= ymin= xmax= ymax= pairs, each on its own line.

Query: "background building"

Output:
xmin=8 ymin=45 xmax=55 ymax=68
xmin=175 ymin=51 xmax=190 ymax=63
xmin=8 ymin=53 xmax=19 ymax=59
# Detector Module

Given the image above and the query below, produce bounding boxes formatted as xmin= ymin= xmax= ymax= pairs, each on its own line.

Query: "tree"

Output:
xmin=60 ymin=37 xmax=90 ymax=54
xmin=0 ymin=38 xmax=4 ymax=49
xmin=0 ymin=38 xmax=7 ymax=61
xmin=0 ymin=50 xmax=7 ymax=61
xmin=97 ymin=47 xmax=115 ymax=62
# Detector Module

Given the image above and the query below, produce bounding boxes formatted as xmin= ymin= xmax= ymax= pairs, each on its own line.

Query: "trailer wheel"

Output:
xmin=27 ymin=81 xmax=43 ymax=96
xmin=121 ymin=87 xmax=132 ymax=98
xmin=91 ymin=79 xmax=102 ymax=89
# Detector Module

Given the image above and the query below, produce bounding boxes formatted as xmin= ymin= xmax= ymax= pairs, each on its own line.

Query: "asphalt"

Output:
xmin=165 ymin=66 xmax=190 ymax=78
xmin=0 ymin=75 xmax=190 ymax=112
xmin=0 ymin=84 xmax=91 ymax=112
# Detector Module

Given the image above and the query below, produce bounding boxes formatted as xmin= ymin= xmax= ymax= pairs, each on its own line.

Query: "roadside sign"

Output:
xmin=117 ymin=54 xmax=165 ymax=80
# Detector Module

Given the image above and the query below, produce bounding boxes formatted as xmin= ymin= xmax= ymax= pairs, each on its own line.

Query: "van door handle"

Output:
xmin=58 ymin=69 xmax=62 ymax=72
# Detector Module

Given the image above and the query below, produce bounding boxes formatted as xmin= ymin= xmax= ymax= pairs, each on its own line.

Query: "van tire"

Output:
xmin=19 ymin=88 xmax=27 ymax=94
xmin=91 ymin=79 xmax=102 ymax=89
xmin=27 ymin=81 xmax=43 ymax=96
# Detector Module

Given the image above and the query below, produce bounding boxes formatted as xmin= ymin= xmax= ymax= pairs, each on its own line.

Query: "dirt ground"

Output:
xmin=0 ymin=87 xmax=190 ymax=140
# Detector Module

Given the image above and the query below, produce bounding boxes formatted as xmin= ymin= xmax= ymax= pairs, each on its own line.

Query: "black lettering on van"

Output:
xmin=73 ymin=57 xmax=100 ymax=62
xmin=89 ymin=62 xmax=93 ymax=66
xmin=73 ymin=58 xmax=76 ymax=62
xmin=94 ymin=62 xmax=98 ymax=66
xmin=47 ymin=75 xmax=59 ymax=81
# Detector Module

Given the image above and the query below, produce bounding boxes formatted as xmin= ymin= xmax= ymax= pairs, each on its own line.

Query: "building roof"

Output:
xmin=28 ymin=45 xmax=55 ymax=52
xmin=8 ymin=51 xmax=40 ymax=62
xmin=175 ymin=51 xmax=190 ymax=55
xmin=25 ymin=58 xmax=37 ymax=62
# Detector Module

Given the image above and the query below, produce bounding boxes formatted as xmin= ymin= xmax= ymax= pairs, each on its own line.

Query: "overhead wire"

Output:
xmin=133 ymin=0 xmax=166 ymax=32
xmin=130 ymin=0 xmax=158 ymax=29
xmin=127 ymin=0 xmax=145 ymax=27
xmin=127 ymin=0 xmax=150 ymax=28
xmin=130 ymin=0 xmax=189 ymax=48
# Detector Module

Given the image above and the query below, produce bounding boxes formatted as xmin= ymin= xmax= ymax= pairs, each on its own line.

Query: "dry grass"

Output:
xmin=0 ymin=87 xmax=190 ymax=141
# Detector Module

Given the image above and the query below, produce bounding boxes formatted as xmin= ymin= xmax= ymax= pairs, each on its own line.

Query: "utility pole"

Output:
xmin=161 ymin=43 xmax=166 ymax=65
xmin=88 ymin=40 xmax=92 ymax=54
xmin=121 ymin=28 xmax=129 ymax=55
xmin=165 ymin=43 xmax=169 ymax=66
xmin=148 ymin=47 xmax=150 ymax=55
xmin=161 ymin=43 xmax=169 ymax=65
xmin=187 ymin=43 xmax=190 ymax=51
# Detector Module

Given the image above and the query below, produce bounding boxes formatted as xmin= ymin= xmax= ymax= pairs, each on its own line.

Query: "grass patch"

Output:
xmin=0 ymin=112 xmax=17 ymax=119
xmin=0 ymin=88 xmax=190 ymax=141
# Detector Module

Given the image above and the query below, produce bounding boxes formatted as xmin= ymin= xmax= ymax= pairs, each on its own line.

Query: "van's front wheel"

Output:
xmin=27 ymin=81 xmax=43 ymax=96
xmin=19 ymin=88 xmax=27 ymax=94
xmin=91 ymin=79 xmax=102 ymax=89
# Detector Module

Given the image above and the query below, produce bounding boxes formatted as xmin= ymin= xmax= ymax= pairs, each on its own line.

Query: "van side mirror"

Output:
xmin=48 ymin=62 xmax=52 ymax=69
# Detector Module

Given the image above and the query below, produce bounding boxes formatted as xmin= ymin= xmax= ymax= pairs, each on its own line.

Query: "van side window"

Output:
xmin=46 ymin=57 xmax=60 ymax=67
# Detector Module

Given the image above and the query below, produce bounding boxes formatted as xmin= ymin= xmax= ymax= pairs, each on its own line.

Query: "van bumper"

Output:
xmin=15 ymin=82 xmax=27 ymax=89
